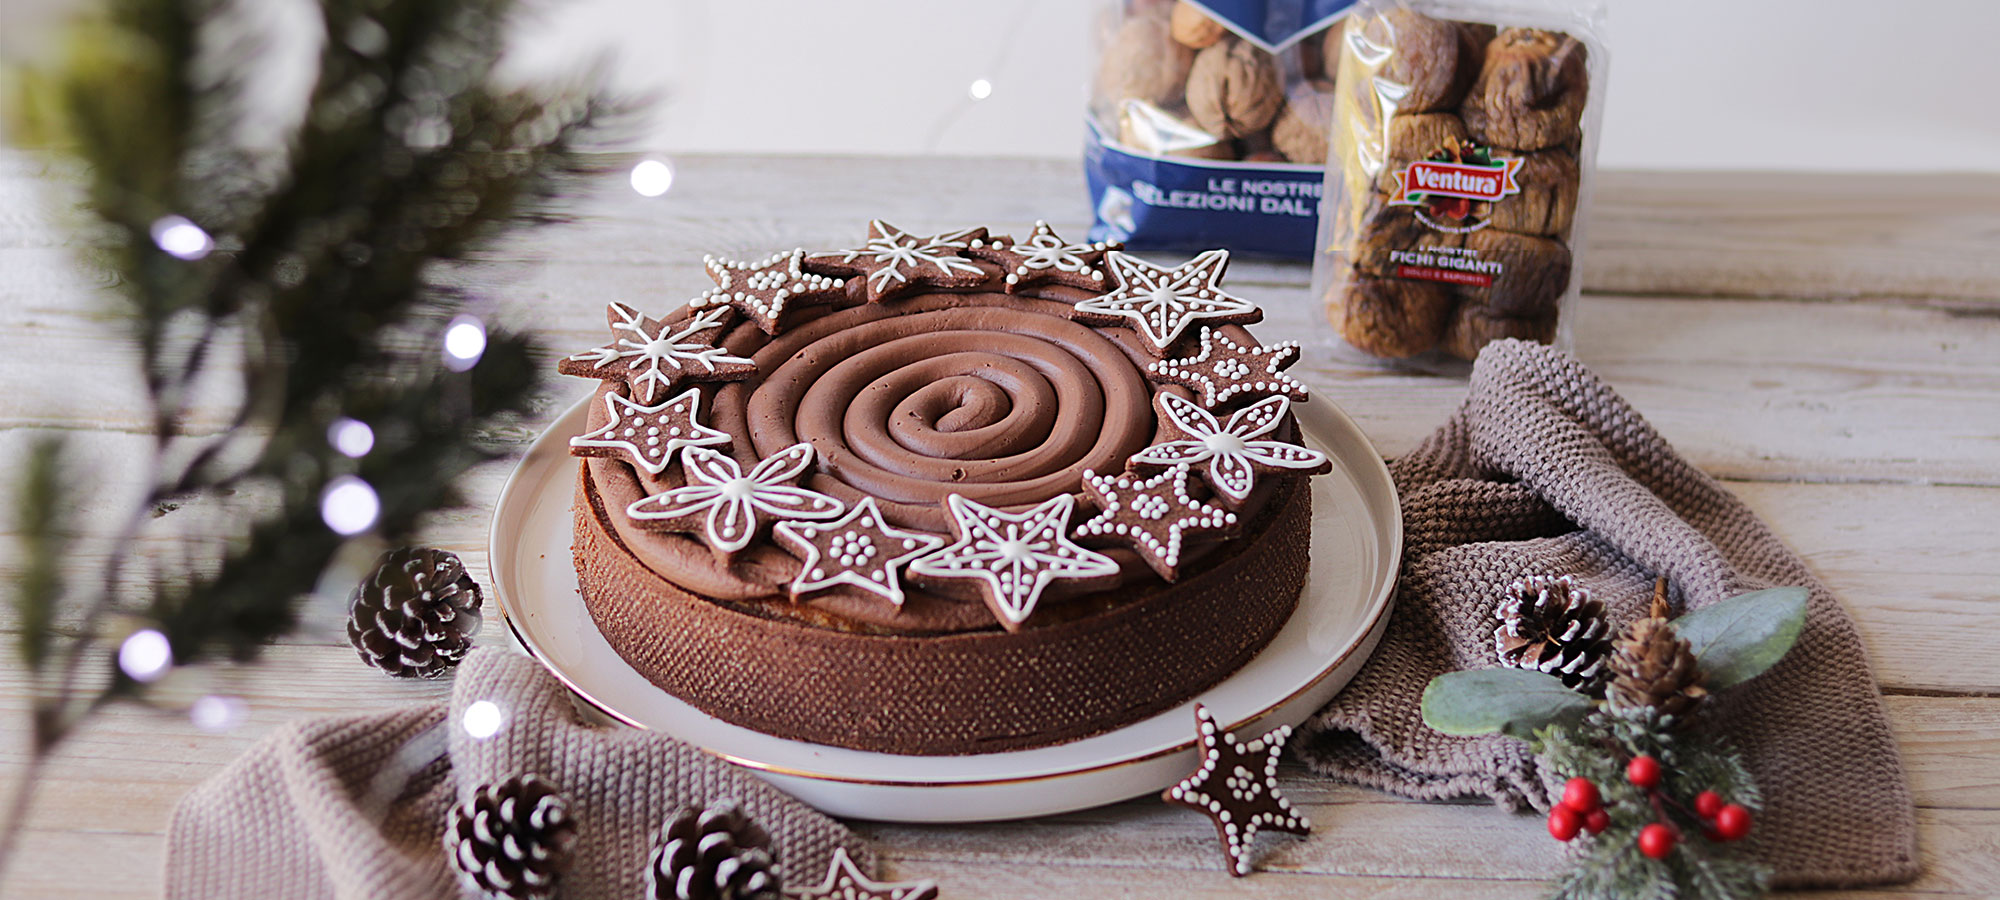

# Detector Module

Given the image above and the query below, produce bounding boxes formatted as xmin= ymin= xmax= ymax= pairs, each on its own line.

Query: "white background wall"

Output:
xmin=6 ymin=0 xmax=1998 ymax=171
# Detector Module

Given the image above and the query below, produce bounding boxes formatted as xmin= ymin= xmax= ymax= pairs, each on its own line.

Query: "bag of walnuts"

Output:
xmin=1310 ymin=0 xmax=1607 ymax=360
xmin=1086 ymin=1 xmax=1356 ymax=257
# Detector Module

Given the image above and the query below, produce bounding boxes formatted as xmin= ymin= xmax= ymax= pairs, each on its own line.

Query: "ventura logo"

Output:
xmin=1390 ymin=158 xmax=1524 ymax=205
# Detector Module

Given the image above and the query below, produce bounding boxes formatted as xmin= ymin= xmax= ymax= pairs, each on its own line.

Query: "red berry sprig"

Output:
xmin=1543 ymin=756 xmax=1754 ymax=857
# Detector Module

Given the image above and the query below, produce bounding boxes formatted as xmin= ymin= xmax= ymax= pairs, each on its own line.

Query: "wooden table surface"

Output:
xmin=1 ymin=153 xmax=1997 ymax=898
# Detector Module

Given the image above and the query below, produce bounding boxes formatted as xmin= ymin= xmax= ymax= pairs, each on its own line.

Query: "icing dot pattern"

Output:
xmin=773 ymin=497 xmax=947 ymax=608
xmin=1145 ymin=326 xmax=1310 ymax=409
xmin=1073 ymin=464 xmax=1238 ymax=581
xmin=965 ymin=219 xmax=1118 ymax=293
xmin=805 ymin=220 xmax=990 ymax=302
xmin=785 ymin=847 xmax=938 ymax=900
xmin=693 ymin=248 xmax=847 ymax=334
xmin=907 ymin=493 xmax=1119 ymax=631
xmin=568 ymin=386 xmax=729 ymax=475
xmin=1162 ymin=704 xmax=1311 ymax=877
xmin=1130 ymin=393 xmax=1332 ymax=506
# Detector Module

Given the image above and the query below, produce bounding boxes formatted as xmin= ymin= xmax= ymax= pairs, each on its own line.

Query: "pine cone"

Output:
xmin=1493 ymin=574 xmax=1611 ymax=692
xmin=646 ymin=802 xmax=782 ymax=900
xmin=445 ymin=775 xmax=577 ymax=900
xmin=1604 ymin=583 xmax=1707 ymax=719
xmin=346 ymin=546 xmax=483 ymax=678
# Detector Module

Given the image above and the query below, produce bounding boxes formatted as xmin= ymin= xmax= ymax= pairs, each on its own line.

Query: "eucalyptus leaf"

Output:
xmin=1421 ymin=668 xmax=1593 ymax=739
xmin=1672 ymin=586 xmax=1809 ymax=691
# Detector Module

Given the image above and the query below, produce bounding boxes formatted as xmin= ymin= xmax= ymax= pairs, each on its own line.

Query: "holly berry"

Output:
xmin=1583 ymin=808 xmax=1610 ymax=835
xmin=1694 ymin=790 xmax=1725 ymax=819
xmin=1638 ymin=823 xmax=1679 ymax=859
xmin=1713 ymin=804 xmax=1753 ymax=841
xmin=1548 ymin=805 xmax=1583 ymax=841
xmin=1560 ymin=777 xmax=1602 ymax=814
xmin=1626 ymin=755 xmax=1663 ymax=790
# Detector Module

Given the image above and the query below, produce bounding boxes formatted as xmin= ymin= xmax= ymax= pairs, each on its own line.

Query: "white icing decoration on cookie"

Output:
xmin=809 ymin=220 xmax=984 ymax=295
xmin=1072 ymin=249 xmax=1256 ymax=352
xmin=1130 ymin=393 xmax=1328 ymax=503
xmin=566 ymin=303 xmax=754 ymax=403
xmin=773 ymin=497 xmax=946 ymax=607
xmin=569 ymin=387 xmax=728 ymax=475
xmin=626 ymin=443 xmax=844 ymax=553
xmin=907 ymin=493 xmax=1119 ymax=630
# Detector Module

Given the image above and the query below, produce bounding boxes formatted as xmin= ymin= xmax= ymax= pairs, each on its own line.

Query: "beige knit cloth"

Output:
xmin=1293 ymin=340 xmax=1919 ymax=887
xmin=167 ymin=648 xmax=871 ymax=899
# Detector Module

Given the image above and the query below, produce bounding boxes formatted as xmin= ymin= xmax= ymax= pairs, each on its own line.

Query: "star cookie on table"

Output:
xmin=558 ymin=303 xmax=756 ymax=403
xmin=907 ymin=493 xmax=1120 ymax=632
xmin=1073 ymin=465 xmax=1237 ymax=581
xmin=805 ymin=220 xmax=990 ymax=302
xmin=774 ymin=497 xmax=947 ymax=607
xmin=1163 ymin=704 xmax=1310 ymax=877
xmin=1070 ymin=249 xmax=1261 ymax=355
xmin=568 ymin=387 xmax=729 ymax=476
xmin=1145 ymin=326 xmax=1309 ymax=408
xmin=626 ymin=443 xmax=845 ymax=554
xmin=784 ymin=847 xmax=937 ymax=900
xmin=965 ymin=220 xmax=1118 ymax=293
xmin=1130 ymin=393 xmax=1330 ymax=506
xmin=692 ymin=248 xmax=848 ymax=334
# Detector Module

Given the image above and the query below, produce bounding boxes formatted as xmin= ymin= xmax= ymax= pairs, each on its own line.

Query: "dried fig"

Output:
xmin=1271 ymin=87 xmax=1334 ymax=164
xmin=1359 ymin=9 xmax=1481 ymax=113
xmin=1170 ymin=1 xmax=1227 ymax=49
xmin=1186 ymin=39 xmax=1283 ymax=139
xmin=1351 ymin=203 xmax=1462 ymax=278
xmin=1376 ymin=113 xmax=1470 ymax=194
xmin=1443 ymin=302 xmax=1557 ymax=360
xmin=1097 ymin=10 xmax=1196 ymax=107
xmin=1459 ymin=228 xmax=1571 ymax=317
xmin=1331 ymin=274 xmax=1455 ymax=358
xmin=1462 ymin=28 xmax=1588 ymax=151
xmin=1487 ymin=147 xmax=1579 ymax=237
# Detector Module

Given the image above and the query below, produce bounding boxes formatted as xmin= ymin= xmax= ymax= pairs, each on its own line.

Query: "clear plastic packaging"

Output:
xmin=1085 ymin=1 xmax=1354 ymax=258
xmin=1309 ymin=0 xmax=1607 ymax=361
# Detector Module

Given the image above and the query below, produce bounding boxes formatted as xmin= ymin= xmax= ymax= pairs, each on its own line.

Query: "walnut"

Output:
xmin=1376 ymin=113 xmax=1470 ymax=194
xmin=1186 ymin=39 xmax=1283 ymax=139
xmin=1351 ymin=203 xmax=1462 ymax=278
xmin=1459 ymin=228 xmax=1571 ymax=317
xmin=1096 ymin=10 xmax=1196 ymax=107
xmin=1271 ymin=87 xmax=1333 ymax=164
xmin=1443 ymin=302 xmax=1557 ymax=361
xmin=1118 ymin=100 xmax=1233 ymax=160
xmin=1359 ymin=9 xmax=1482 ymax=113
xmin=1170 ymin=1 xmax=1227 ymax=49
xmin=1487 ymin=147 xmax=1579 ymax=237
xmin=1462 ymin=28 xmax=1588 ymax=151
xmin=1330 ymin=275 xmax=1455 ymax=358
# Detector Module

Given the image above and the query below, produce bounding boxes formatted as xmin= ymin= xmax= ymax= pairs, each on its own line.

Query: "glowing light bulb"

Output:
xmin=328 ymin=417 xmax=375 ymax=458
xmin=320 ymin=475 xmax=380 ymax=536
xmin=191 ymin=695 xmax=247 ymax=732
xmin=442 ymin=315 xmax=486 ymax=371
xmin=151 ymin=216 xmax=213 ymax=260
xmin=462 ymin=700 xmax=505 ymax=738
xmin=630 ymin=159 xmax=674 ymax=197
xmin=968 ymin=78 xmax=993 ymax=101
xmin=119 ymin=629 xmax=173 ymax=683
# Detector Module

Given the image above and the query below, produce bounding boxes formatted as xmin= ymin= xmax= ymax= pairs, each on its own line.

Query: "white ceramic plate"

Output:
xmin=488 ymin=391 xmax=1400 ymax=823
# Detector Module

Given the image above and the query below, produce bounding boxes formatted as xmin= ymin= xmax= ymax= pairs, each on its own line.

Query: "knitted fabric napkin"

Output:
xmin=167 ymin=648 xmax=871 ymax=900
xmin=1292 ymin=340 xmax=1919 ymax=888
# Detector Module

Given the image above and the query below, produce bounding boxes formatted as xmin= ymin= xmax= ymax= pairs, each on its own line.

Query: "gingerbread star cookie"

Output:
xmin=965 ymin=220 xmax=1118 ymax=293
xmin=693 ymin=248 xmax=847 ymax=334
xmin=907 ymin=493 xmax=1120 ymax=632
xmin=805 ymin=220 xmax=990 ymax=302
xmin=774 ymin=497 xmax=947 ymax=607
xmin=1163 ymin=704 xmax=1310 ymax=877
xmin=1072 ymin=465 xmax=1237 ymax=581
xmin=1145 ymin=326 xmax=1309 ymax=408
xmin=568 ymin=387 xmax=729 ymax=476
xmin=784 ymin=847 xmax=937 ymax=900
xmin=1070 ymin=249 xmax=1261 ymax=355
xmin=557 ymin=303 xmax=756 ymax=404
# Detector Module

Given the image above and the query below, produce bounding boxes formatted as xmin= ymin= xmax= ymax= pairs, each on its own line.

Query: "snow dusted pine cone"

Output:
xmin=345 ymin=546 xmax=483 ymax=678
xmin=645 ymin=802 xmax=782 ymax=900
xmin=445 ymin=775 xmax=577 ymax=900
xmin=1493 ymin=574 xmax=1612 ymax=692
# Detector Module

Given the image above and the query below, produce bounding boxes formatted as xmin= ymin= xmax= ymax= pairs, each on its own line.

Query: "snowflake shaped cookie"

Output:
xmin=907 ymin=493 xmax=1120 ymax=632
xmin=1130 ymin=393 xmax=1331 ymax=506
xmin=1070 ymin=250 xmax=1261 ymax=355
xmin=1073 ymin=465 xmax=1238 ymax=581
xmin=567 ymin=387 xmax=729 ymax=476
xmin=692 ymin=248 xmax=847 ymax=334
xmin=806 ymin=220 xmax=990 ymax=302
xmin=1163 ymin=704 xmax=1310 ymax=877
xmin=626 ymin=443 xmax=845 ymax=553
xmin=1145 ymin=327 xmax=1309 ymax=408
xmin=784 ymin=847 xmax=937 ymax=900
xmin=557 ymin=303 xmax=757 ymax=403
xmin=773 ymin=497 xmax=947 ymax=607
xmin=965 ymin=220 xmax=1118 ymax=293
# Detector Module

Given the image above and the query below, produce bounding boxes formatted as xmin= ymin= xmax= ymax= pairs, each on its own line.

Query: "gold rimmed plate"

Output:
xmin=487 ymin=390 xmax=1400 ymax=822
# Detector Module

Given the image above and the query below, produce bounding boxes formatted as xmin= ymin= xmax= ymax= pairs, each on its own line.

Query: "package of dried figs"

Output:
xmin=1310 ymin=0 xmax=1606 ymax=361
xmin=1086 ymin=1 xmax=1355 ymax=257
